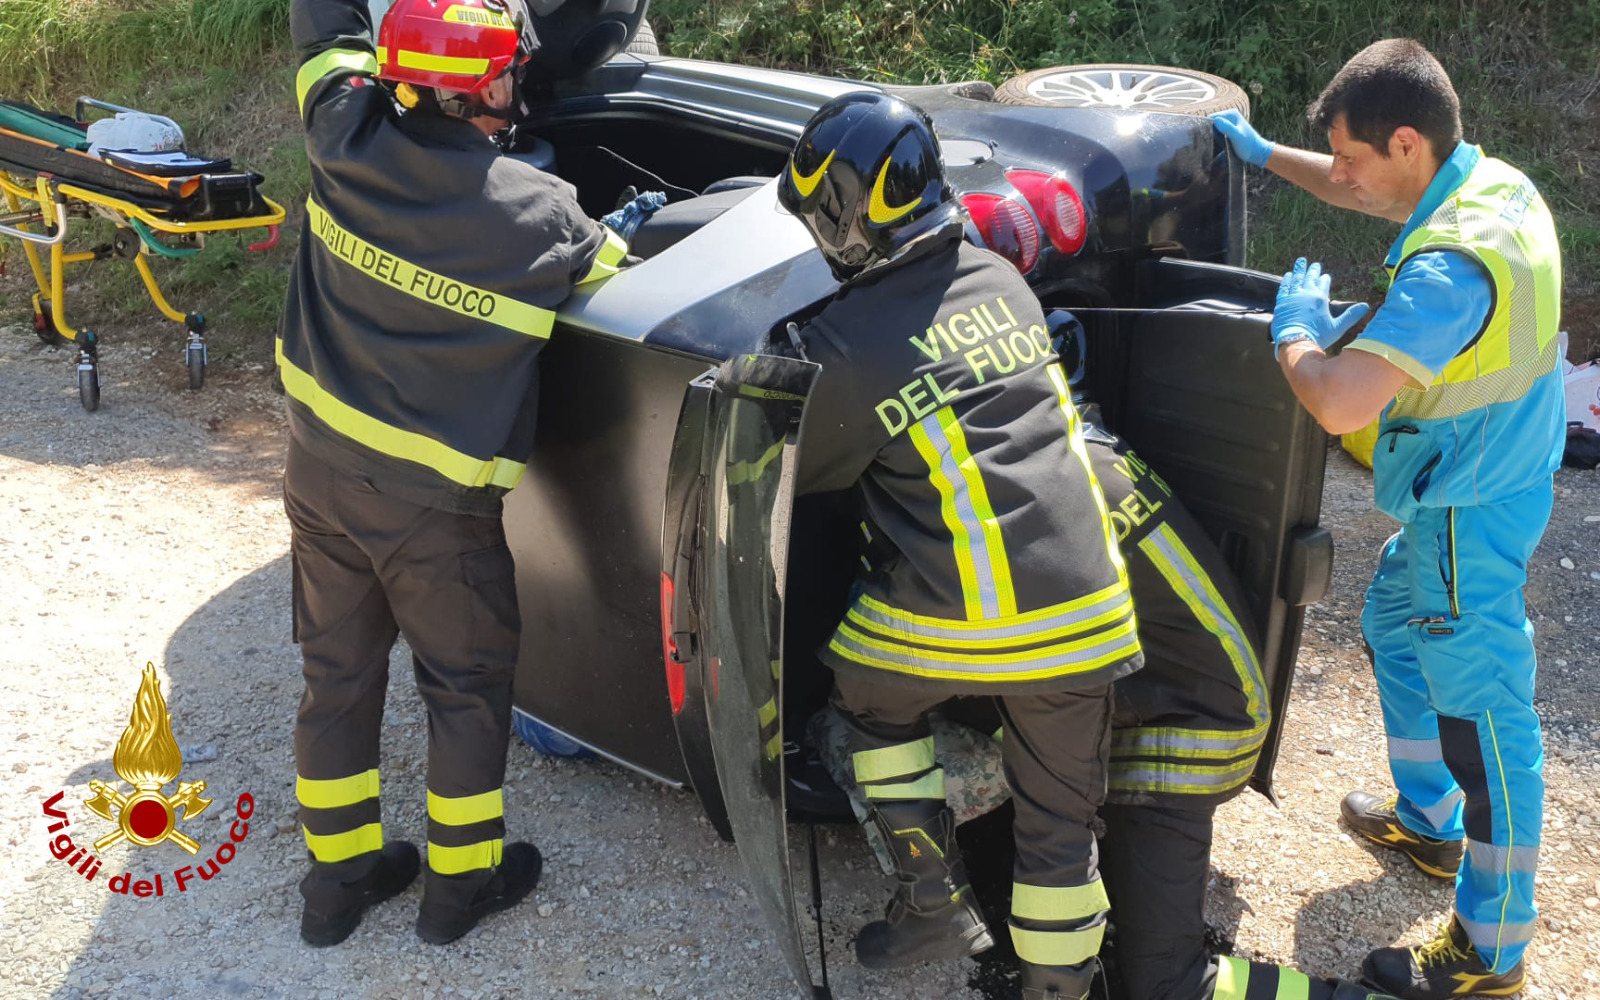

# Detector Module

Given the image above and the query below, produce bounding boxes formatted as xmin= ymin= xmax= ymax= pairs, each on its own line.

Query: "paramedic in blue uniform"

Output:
xmin=1213 ymin=39 xmax=1563 ymax=1000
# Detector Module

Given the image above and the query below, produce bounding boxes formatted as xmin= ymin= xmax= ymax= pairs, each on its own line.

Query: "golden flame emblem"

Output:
xmin=83 ymin=664 xmax=212 ymax=854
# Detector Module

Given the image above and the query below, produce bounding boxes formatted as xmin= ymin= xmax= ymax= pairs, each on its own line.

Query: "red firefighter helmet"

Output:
xmin=377 ymin=0 xmax=528 ymax=95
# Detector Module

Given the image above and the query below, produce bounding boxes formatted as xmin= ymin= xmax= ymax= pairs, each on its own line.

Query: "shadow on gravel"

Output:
xmin=46 ymin=554 xmax=299 ymax=1000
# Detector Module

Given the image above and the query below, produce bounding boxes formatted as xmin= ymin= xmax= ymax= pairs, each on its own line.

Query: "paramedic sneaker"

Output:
xmin=300 ymin=840 xmax=421 ymax=947
xmin=1361 ymin=916 xmax=1524 ymax=999
xmin=1340 ymin=790 xmax=1463 ymax=878
xmin=416 ymin=841 xmax=543 ymax=945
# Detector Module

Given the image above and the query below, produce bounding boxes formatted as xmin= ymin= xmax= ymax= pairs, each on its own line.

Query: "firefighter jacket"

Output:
xmin=1080 ymin=420 xmax=1269 ymax=808
xmin=281 ymin=0 xmax=628 ymax=515
xmin=795 ymin=236 xmax=1142 ymax=695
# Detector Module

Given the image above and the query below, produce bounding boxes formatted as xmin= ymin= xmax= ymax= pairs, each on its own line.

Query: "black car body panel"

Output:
xmin=493 ymin=52 xmax=1332 ymax=999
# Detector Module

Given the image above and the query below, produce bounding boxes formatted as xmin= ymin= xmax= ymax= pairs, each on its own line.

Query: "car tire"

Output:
xmin=626 ymin=17 xmax=661 ymax=55
xmin=995 ymin=63 xmax=1249 ymax=117
xmin=512 ymin=712 xmax=595 ymax=760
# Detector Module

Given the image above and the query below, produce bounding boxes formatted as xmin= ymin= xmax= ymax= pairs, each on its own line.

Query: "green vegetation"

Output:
xmin=1 ymin=0 xmax=1595 ymax=358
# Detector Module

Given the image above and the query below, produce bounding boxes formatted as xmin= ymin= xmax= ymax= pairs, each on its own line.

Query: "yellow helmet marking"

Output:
xmin=868 ymin=158 xmax=923 ymax=225
xmin=789 ymin=149 xmax=835 ymax=199
xmin=442 ymin=4 xmax=516 ymax=30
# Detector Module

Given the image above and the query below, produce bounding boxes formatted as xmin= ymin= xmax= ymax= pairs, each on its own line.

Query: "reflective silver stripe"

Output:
xmin=1466 ymin=839 xmax=1540 ymax=875
xmin=1415 ymin=789 xmax=1465 ymax=830
xmin=848 ymin=589 xmax=1131 ymax=646
xmin=830 ymin=620 xmax=1139 ymax=676
xmin=1139 ymin=523 xmax=1266 ymax=724
xmin=1112 ymin=725 xmax=1267 ymax=757
xmin=1108 ymin=755 xmax=1256 ymax=794
xmin=917 ymin=411 xmax=1001 ymax=617
xmin=1457 ymin=912 xmax=1536 ymax=949
xmin=1387 ymin=735 xmax=1445 ymax=763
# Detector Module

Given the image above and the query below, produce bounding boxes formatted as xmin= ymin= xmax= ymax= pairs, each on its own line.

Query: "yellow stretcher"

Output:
xmin=1 ymin=96 xmax=285 ymax=410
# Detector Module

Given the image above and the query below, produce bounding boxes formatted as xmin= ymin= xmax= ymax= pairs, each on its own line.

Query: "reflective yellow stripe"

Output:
xmin=847 ymin=590 xmax=1132 ymax=651
xmin=427 ymin=789 xmax=504 ymax=827
xmin=1213 ymin=955 xmax=1250 ymax=1000
xmin=297 ymin=769 xmax=380 ymax=810
xmin=428 ymin=839 xmax=503 ymax=875
xmin=303 ymin=823 xmax=384 ymax=863
xmin=938 ymin=408 xmax=1015 ymax=616
xmin=577 ymin=226 xmax=630 ymax=285
xmin=1010 ymin=881 xmax=1109 ymax=923
xmin=1047 ymin=363 xmax=1131 ymax=594
xmin=728 ymin=441 xmax=784 ymax=486
xmin=1112 ymin=719 xmax=1269 ymax=760
xmin=296 ymin=48 xmax=378 ymax=114
xmin=910 ymin=414 xmax=982 ymax=618
xmin=277 ymin=339 xmax=526 ymax=489
xmin=831 ymin=615 xmax=1140 ymax=680
xmin=394 ymin=49 xmax=491 ymax=77
xmin=1109 ymin=755 xmax=1257 ymax=796
xmin=757 ymin=697 xmax=778 ymax=727
xmin=1009 ymin=923 xmax=1104 ymax=966
xmin=764 ymin=731 xmax=783 ymax=761
xmin=852 ymin=737 xmax=935 ymax=783
xmin=863 ymin=770 xmax=946 ymax=800
xmin=1138 ymin=522 xmax=1266 ymax=724
xmin=1276 ymin=968 xmax=1311 ymax=1000
xmin=304 ymin=198 xmax=556 ymax=339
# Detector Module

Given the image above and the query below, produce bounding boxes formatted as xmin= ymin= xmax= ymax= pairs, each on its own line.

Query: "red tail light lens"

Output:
xmin=1004 ymin=169 xmax=1087 ymax=255
xmin=961 ymin=192 xmax=1041 ymax=274
xmin=660 ymin=572 xmax=685 ymax=714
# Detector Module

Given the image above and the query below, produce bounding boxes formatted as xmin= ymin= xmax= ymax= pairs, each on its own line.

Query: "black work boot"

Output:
xmin=854 ymin=801 xmax=994 ymax=969
xmin=1020 ymin=958 xmax=1096 ymax=1000
xmin=1362 ymin=916 xmax=1524 ymax=999
xmin=300 ymin=840 xmax=421 ymax=947
xmin=1341 ymin=790 xmax=1464 ymax=878
xmin=416 ymin=841 xmax=543 ymax=945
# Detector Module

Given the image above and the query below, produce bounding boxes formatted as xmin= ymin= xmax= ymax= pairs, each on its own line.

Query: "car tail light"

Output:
xmin=1005 ymin=169 xmax=1087 ymax=255
xmin=660 ymin=572 xmax=685 ymax=714
xmin=961 ymin=192 xmax=1040 ymax=274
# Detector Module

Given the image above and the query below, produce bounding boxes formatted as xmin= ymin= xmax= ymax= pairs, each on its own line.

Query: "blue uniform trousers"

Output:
xmin=1359 ymin=485 xmax=1550 ymax=973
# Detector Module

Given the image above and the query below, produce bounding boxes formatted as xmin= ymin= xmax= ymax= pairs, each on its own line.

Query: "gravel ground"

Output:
xmin=2 ymin=323 xmax=1597 ymax=1000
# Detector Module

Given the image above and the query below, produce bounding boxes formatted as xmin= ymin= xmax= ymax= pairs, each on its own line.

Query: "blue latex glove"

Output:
xmin=600 ymin=190 xmax=667 ymax=242
xmin=1210 ymin=109 xmax=1274 ymax=168
xmin=1272 ymin=258 xmax=1372 ymax=359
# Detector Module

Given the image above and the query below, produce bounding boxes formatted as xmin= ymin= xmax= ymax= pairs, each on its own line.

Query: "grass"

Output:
xmin=2 ymin=0 xmax=1596 ymax=358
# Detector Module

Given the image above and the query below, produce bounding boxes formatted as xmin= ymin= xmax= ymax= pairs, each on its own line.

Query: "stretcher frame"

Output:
xmin=0 ymin=96 xmax=286 ymax=410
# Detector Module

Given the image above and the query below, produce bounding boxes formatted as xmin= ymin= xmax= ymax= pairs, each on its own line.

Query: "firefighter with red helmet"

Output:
xmin=283 ymin=0 xmax=639 ymax=947
xmin=779 ymin=91 xmax=1143 ymax=1000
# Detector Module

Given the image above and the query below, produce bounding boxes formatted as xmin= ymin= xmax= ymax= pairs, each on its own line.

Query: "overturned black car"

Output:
xmin=484 ymin=20 xmax=1333 ymax=1000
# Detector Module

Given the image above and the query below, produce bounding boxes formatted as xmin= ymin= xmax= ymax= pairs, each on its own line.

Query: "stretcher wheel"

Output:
xmin=186 ymin=342 xmax=206 ymax=390
xmin=78 ymin=363 xmax=100 ymax=412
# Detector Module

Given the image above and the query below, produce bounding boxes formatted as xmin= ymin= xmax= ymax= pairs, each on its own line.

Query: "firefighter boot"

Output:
xmin=416 ymin=841 xmax=543 ymax=945
xmin=1361 ymin=916 xmax=1524 ymax=999
xmin=300 ymin=840 xmax=421 ymax=947
xmin=854 ymin=801 xmax=995 ymax=968
xmin=1019 ymin=958 xmax=1096 ymax=1000
xmin=1341 ymin=791 xmax=1464 ymax=878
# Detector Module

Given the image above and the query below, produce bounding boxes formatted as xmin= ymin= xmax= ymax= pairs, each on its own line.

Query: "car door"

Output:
xmin=689 ymin=351 xmax=828 ymax=999
xmin=1084 ymin=256 xmax=1336 ymax=797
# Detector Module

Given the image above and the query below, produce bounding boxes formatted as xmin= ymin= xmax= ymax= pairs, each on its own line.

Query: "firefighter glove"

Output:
xmin=601 ymin=189 xmax=668 ymax=241
xmin=1210 ymin=109 xmax=1274 ymax=168
xmin=1272 ymin=258 xmax=1371 ymax=359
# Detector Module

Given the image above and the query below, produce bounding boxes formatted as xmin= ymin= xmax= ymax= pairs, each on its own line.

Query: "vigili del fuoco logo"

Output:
xmin=41 ymin=663 xmax=254 ymax=897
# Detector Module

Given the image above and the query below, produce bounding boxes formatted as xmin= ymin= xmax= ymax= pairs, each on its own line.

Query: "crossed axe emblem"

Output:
xmin=84 ymin=779 xmax=213 ymax=854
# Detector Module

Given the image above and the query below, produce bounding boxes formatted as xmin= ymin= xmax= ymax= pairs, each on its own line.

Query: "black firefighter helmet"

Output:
xmin=778 ymin=91 xmax=962 ymax=282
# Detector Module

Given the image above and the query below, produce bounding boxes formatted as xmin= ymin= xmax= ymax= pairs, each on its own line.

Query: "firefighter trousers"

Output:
xmin=1360 ymin=486 xmax=1551 ymax=973
xmin=285 ymin=439 xmax=521 ymax=909
xmin=1100 ymin=801 xmax=1379 ymax=1000
xmin=832 ymin=672 xmax=1113 ymax=971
